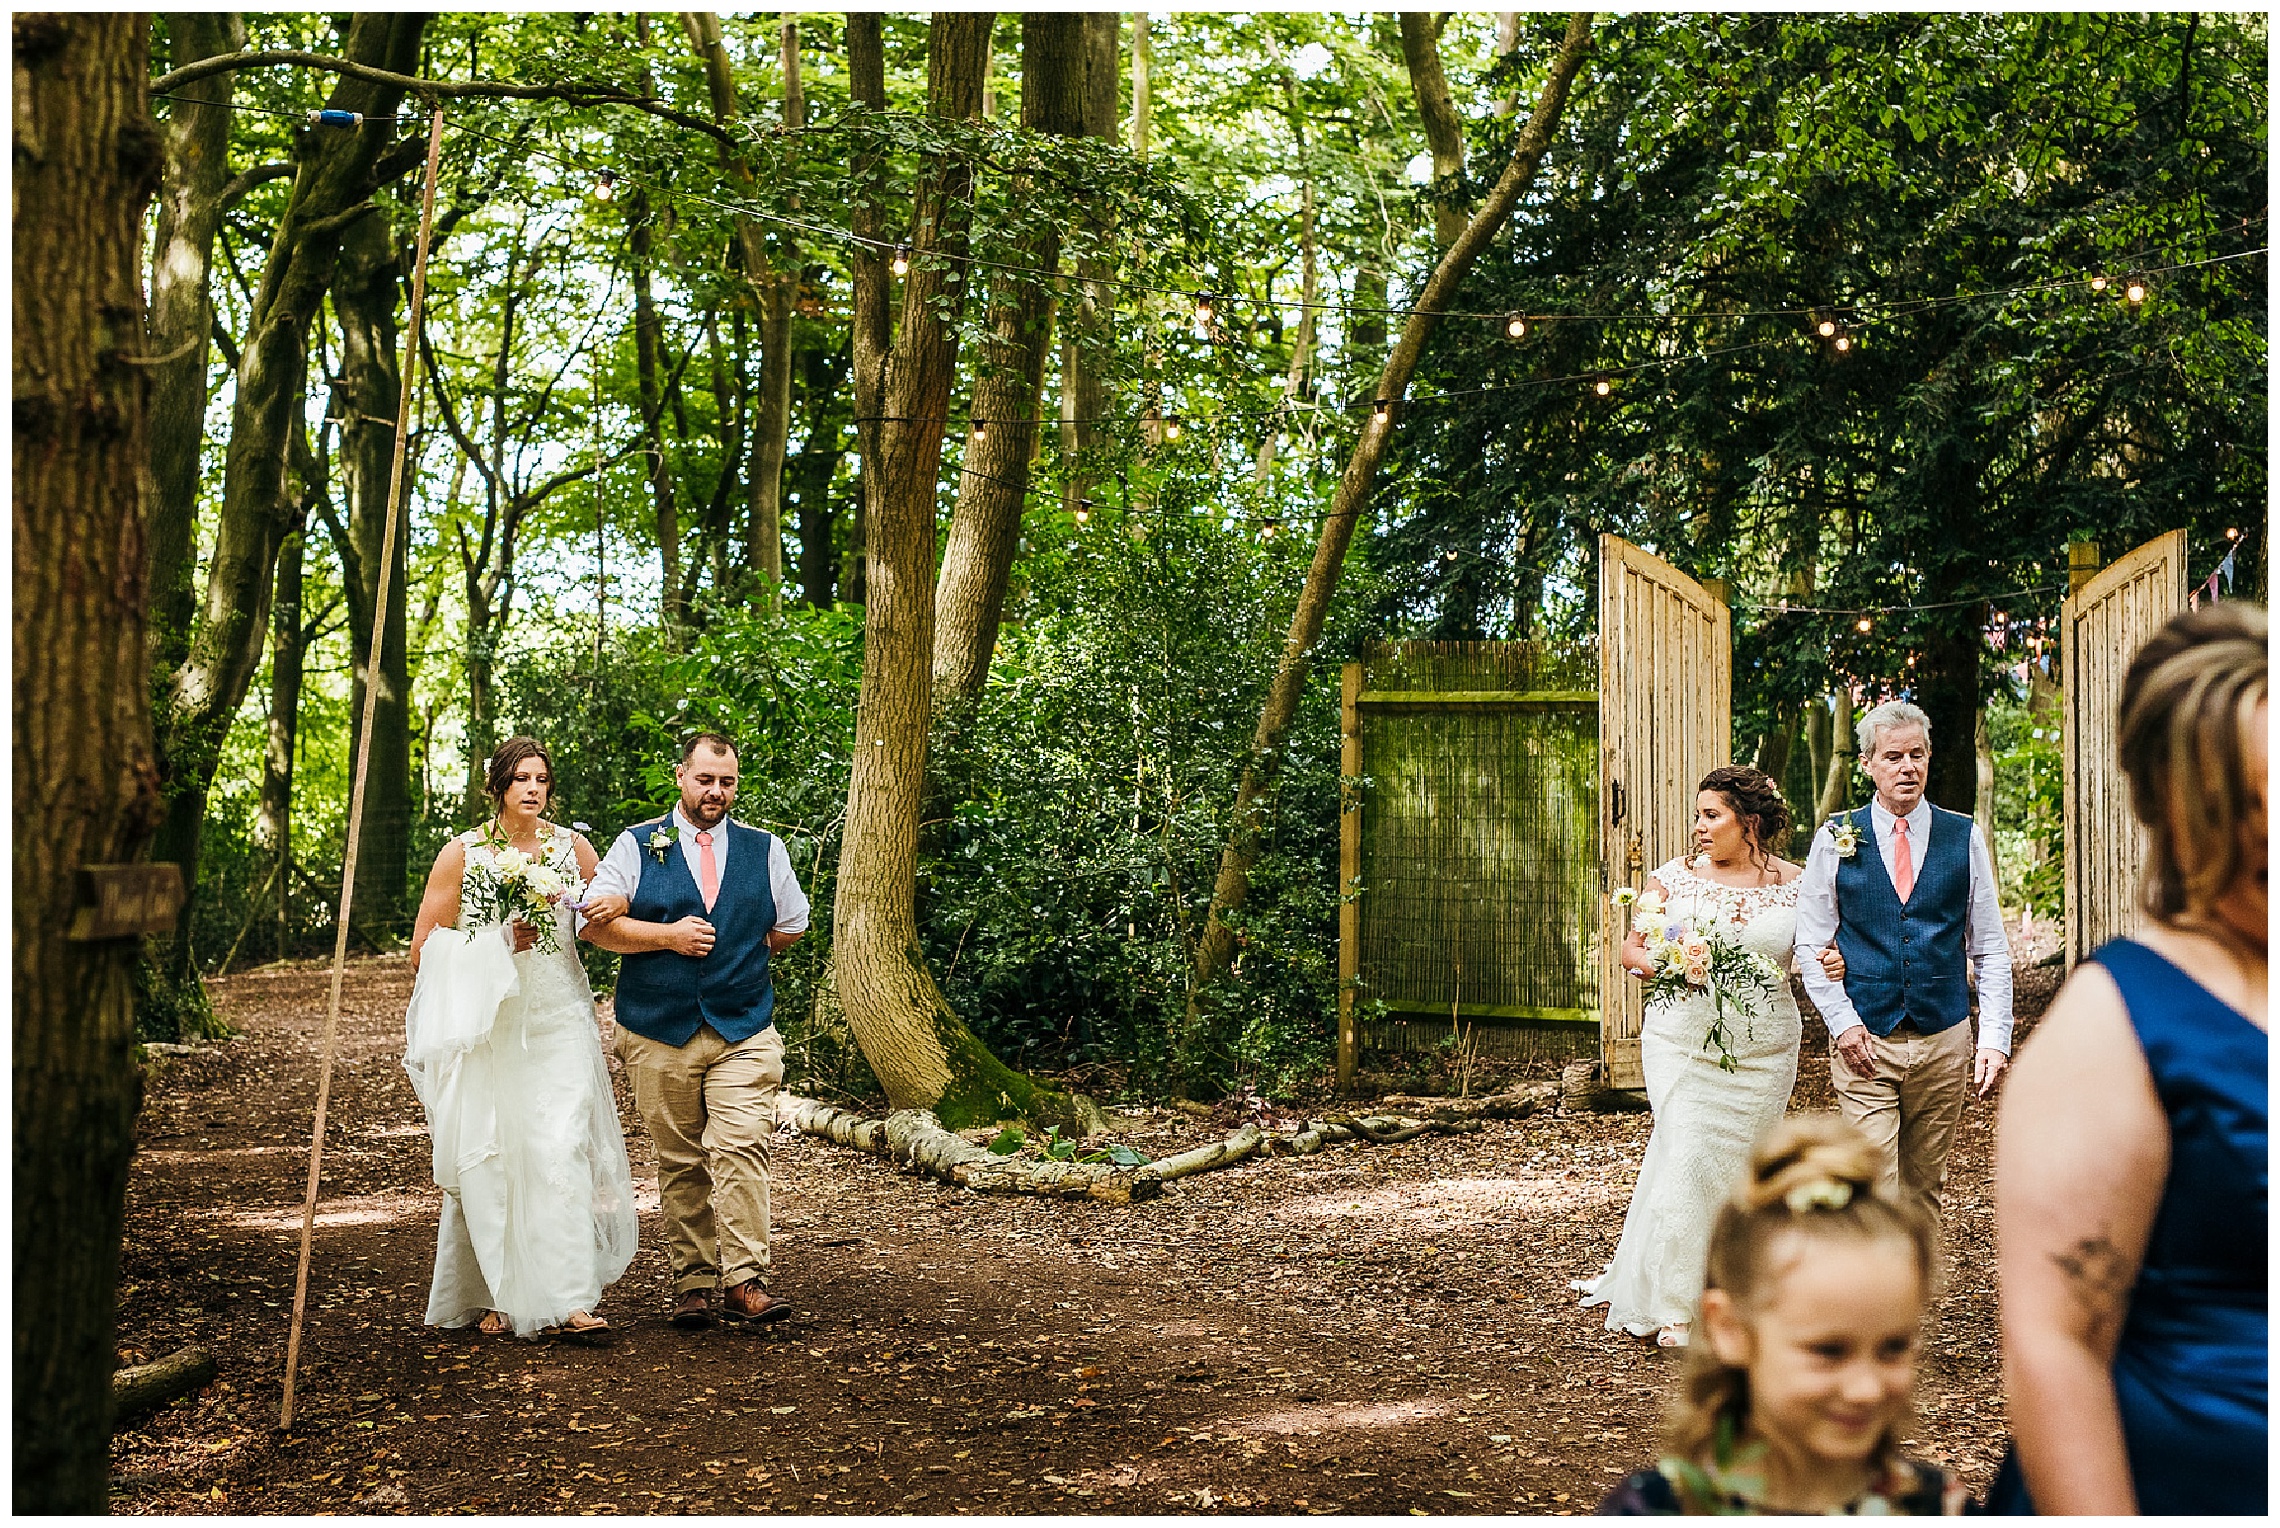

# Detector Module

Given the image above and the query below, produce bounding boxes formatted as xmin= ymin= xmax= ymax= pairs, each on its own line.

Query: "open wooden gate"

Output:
xmin=1598 ymin=536 xmax=1731 ymax=1088
xmin=2062 ymin=531 xmax=2187 ymax=967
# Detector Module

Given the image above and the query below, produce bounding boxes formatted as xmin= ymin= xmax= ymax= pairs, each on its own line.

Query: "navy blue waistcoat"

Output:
xmin=611 ymin=817 xmax=777 ymax=1047
xmin=1833 ymin=804 xmax=1974 ymax=1037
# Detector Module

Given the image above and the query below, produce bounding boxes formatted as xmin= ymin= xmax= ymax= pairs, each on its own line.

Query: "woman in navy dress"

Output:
xmin=1988 ymin=603 xmax=2266 ymax=1514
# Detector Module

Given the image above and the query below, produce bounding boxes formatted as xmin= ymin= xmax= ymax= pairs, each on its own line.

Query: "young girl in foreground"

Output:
xmin=1599 ymin=1117 xmax=1967 ymax=1515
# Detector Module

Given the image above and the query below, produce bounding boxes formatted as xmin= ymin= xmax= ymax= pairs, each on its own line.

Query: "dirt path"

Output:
xmin=110 ymin=956 xmax=2055 ymax=1514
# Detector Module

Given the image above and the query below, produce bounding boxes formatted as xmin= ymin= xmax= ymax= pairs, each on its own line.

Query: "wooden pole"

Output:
xmin=1336 ymin=662 xmax=1361 ymax=1096
xmin=280 ymin=101 xmax=446 ymax=1433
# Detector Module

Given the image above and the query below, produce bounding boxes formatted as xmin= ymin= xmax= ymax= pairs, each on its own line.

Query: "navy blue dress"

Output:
xmin=1984 ymin=938 xmax=2268 ymax=1515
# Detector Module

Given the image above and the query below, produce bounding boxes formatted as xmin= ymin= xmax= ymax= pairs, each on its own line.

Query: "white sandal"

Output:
xmin=1657 ymin=1322 xmax=1689 ymax=1348
xmin=1569 ymin=1268 xmax=1612 ymax=1308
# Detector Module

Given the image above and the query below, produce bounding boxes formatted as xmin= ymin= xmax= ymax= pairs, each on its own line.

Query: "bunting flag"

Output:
xmin=2219 ymin=547 xmax=2237 ymax=590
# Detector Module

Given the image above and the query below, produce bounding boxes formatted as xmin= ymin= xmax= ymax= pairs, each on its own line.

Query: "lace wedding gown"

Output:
xmin=1583 ymin=857 xmax=1802 ymax=1337
xmin=402 ymin=828 xmax=637 ymax=1335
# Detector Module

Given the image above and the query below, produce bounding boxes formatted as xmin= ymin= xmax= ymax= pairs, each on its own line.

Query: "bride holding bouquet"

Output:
xmin=404 ymin=735 xmax=636 ymax=1340
xmin=1573 ymin=765 xmax=1840 ymax=1347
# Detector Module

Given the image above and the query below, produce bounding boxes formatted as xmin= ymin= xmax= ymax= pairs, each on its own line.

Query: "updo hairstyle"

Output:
xmin=1664 ymin=1116 xmax=1936 ymax=1469
xmin=484 ymin=735 xmax=556 ymax=814
xmin=1698 ymin=764 xmax=1793 ymax=862
xmin=2114 ymin=603 xmax=2267 ymax=926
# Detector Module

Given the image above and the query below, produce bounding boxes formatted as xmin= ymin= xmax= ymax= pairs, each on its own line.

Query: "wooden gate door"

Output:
xmin=2062 ymin=531 xmax=2187 ymax=967
xmin=1598 ymin=535 xmax=1731 ymax=1088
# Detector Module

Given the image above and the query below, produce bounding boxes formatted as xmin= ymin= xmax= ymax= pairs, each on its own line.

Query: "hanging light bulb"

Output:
xmin=594 ymin=170 xmax=617 ymax=202
xmin=1502 ymin=312 xmax=1528 ymax=341
xmin=1163 ymin=415 xmax=1183 ymax=441
xmin=1260 ymin=519 xmax=1279 ymax=540
xmin=1817 ymin=318 xmax=1837 ymax=338
xmin=891 ymin=244 xmax=912 ymax=277
xmin=1372 ymin=398 xmax=1390 ymax=422
xmin=2124 ymin=277 xmax=2148 ymax=307
xmin=1593 ymin=375 xmax=1613 ymax=398
xmin=1856 ymin=617 xmax=1874 ymax=633
xmin=2226 ymin=526 xmax=2241 ymax=540
xmin=1833 ymin=333 xmax=1853 ymax=353
xmin=970 ymin=417 xmax=987 ymax=442
xmin=1193 ymin=291 xmax=1216 ymax=324
xmin=1073 ymin=503 xmax=1091 ymax=526
xmin=2089 ymin=274 xmax=2110 ymax=293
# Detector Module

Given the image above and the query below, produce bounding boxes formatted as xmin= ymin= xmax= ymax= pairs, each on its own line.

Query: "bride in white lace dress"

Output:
xmin=404 ymin=737 xmax=637 ymax=1340
xmin=1576 ymin=766 xmax=1840 ymax=1346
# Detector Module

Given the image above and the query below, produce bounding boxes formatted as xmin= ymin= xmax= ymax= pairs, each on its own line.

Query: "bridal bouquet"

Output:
xmin=464 ymin=839 xmax=581 ymax=955
xmin=1612 ymin=886 xmax=1785 ymax=1073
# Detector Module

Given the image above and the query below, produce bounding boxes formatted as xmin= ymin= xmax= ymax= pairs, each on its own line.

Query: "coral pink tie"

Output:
xmin=695 ymin=830 xmax=719 ymax=912
xmin=1891 ymin=816 xmax=1915 ymax=903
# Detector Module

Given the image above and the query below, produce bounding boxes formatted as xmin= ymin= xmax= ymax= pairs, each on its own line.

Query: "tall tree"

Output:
xmin=149 ymin=12 xmax=428 ymax=991
xmin=931 ymin=13 xmax=1088 ymax=720
xmin=1056 ymin=11 xmax=1121 ymax=520
xmin=146 ymin=11 xmax=249 ymax=679
xmin=679 ymin=9 xmax=798 ymax=606
xmin=1182 ymin=12 xmax=1596 ymax=1080
xmin=834 ymin=13 xmax=1094 ymax=1130
xmin=793 ymin=335 xmax=851 ymax=608
xmin=328 ymin=207 xmax=415 ymax=931
xmin=1397 ymin=13 xmax=1471 ymax=245
xmin=14 ymin=12 xmax=166 ymax=1508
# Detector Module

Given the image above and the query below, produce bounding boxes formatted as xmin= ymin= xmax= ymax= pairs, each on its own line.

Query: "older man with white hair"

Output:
xmin=1793 ymin=699 xmax=2014 ymax=1228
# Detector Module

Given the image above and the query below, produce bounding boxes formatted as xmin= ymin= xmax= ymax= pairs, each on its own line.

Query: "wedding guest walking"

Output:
xmin=1577 ymin=767 xmax=1837 ymax=1347
xmin=1985 ymin=603 xmax=2266 ymax=1515
xmin=1598 ymin=1116 xmax=1966 ymax=1514
xmin=1794 ymin=700 xmax=2014 ymax=1230
xmin=579 ymin=732 xmax=808 ymax=1329
xmin=403 ymin=736 xmax=636 ymax=1340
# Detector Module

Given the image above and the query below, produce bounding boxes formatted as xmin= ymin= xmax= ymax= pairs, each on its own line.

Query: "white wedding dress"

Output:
xmin=402 ymin=829 xmax=637 ymax=1335
xmin=1581 ymin=857 xmax=1802 ymax=1338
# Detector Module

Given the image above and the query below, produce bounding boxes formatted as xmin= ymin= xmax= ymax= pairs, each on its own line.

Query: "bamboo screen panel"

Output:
xmin=2063 ymin=532 xmax=2185 ymax=967
xmin=1352 ymin=642 xmax=1599 ymax=1060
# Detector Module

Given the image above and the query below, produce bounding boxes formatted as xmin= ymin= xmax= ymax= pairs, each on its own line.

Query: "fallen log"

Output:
xmin=778 ymin=1097 xmax=1157 ymax=1205
xmin=112 ymin=1346 xmax=215 ymax=1427
xmin=776 ymin=1081 xmax=1563 ymax=1200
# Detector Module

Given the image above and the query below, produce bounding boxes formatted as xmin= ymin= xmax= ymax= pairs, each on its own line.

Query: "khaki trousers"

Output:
xmin=613 ymin=1023 xmax=783 ymax=1294
xmin=1829 ymin=1018 xmax=1974 ymax=1230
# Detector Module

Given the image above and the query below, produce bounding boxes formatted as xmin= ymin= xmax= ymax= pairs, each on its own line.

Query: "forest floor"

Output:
xmin=111 ymin=940 xmax=2062 ymax=1516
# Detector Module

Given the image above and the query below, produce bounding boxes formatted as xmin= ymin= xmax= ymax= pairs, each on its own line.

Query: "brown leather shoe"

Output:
xmin=671 ymin=1288 xmax=714 ymax=1330
xmin=721 ymin=1280 xmax=791 ymax=1324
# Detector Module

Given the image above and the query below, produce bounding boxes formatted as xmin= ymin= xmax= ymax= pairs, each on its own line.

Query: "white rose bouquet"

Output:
xmin=464 ymin=833 xmax=583 ymax=955
xmin=1612 ymin=886 xmax=1785 ymax=1073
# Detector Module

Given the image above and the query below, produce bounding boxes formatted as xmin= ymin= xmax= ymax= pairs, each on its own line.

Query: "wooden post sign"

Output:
xmin=66 ymin=864 xmax=186 ymax=942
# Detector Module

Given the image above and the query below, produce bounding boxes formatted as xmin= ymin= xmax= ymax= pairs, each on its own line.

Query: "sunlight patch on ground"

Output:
xmin=136 ymin=1144 xmax=308 ymax=1166
xmin=216 ymin=1194 xmax=428 ymax=1233
xmin=1273 ymin=1174 xmax=1618 ymax=1231
xmin=1231 ymin=1396 xmax=1457 ymax=1435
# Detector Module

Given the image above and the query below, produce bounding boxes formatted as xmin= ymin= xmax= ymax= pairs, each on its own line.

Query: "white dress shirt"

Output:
xmin=1792 ymin=797 xmax=2015 ymax=1054
xmin=584 ymin=808 xmax=809 ymax=935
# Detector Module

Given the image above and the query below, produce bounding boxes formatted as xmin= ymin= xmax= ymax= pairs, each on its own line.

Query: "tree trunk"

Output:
xmin=149 ymin=12 xmax=427 ymax=986
xmin=1817 ymin=690 xmax=1857 ymax=826
xmin=1397 ymin=12 xmax=1470 ymax=246
xmin=930 ymin=12 xmax=1086 ymax=719
xmin=679 ymin=10 xmax=796 ymax=607
xmin=13 ymin=13 xmax=165 ymax=1508
xmin=331 ymin=207 xmax=414 ymax=938
xmin=845 ymin=12 xmax=890 ymax=611
xmin=1129 ymin=11 xmax=1151 ymax=155
xmin=628 ymin=188 xmax=680 ymax=631
xmin=1919 ymin=611 xmax=1983 ymax=817
xmin=835 ymin=13 xmax=1091 ymax=1132
xmin=1255 ymin=82 xmax=1317 ymax=481
xmin=258 ymin=427 xmax=322 ymax=960
xmin=1181 ymin=13 xmax=1595 ymax=1086
xmin=1057 ymin=10 xmax=1120 ymax=520
xmin=146 ymin=11 xmax=246 ymax=682
xmin=1805 ymin=693 xmax=1833 ymax=819
xmin=795 ymin=337 xmax=850 ymax=608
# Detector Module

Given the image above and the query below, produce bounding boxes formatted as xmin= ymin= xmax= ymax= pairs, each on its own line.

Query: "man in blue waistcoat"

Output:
xmin=579 ymin=732 xmax=809 ymax=1329
xmin=1794 ymin=700 xmax=2015 ymax=1229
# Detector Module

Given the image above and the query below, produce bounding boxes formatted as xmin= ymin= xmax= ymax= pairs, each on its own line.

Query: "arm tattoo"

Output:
xmin=2050 ymin=1234 xmax=2135 ymax=1343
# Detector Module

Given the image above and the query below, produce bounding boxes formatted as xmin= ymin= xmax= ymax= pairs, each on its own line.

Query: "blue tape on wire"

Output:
xmin=307 ymin=109 xmax=364 ymax=129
